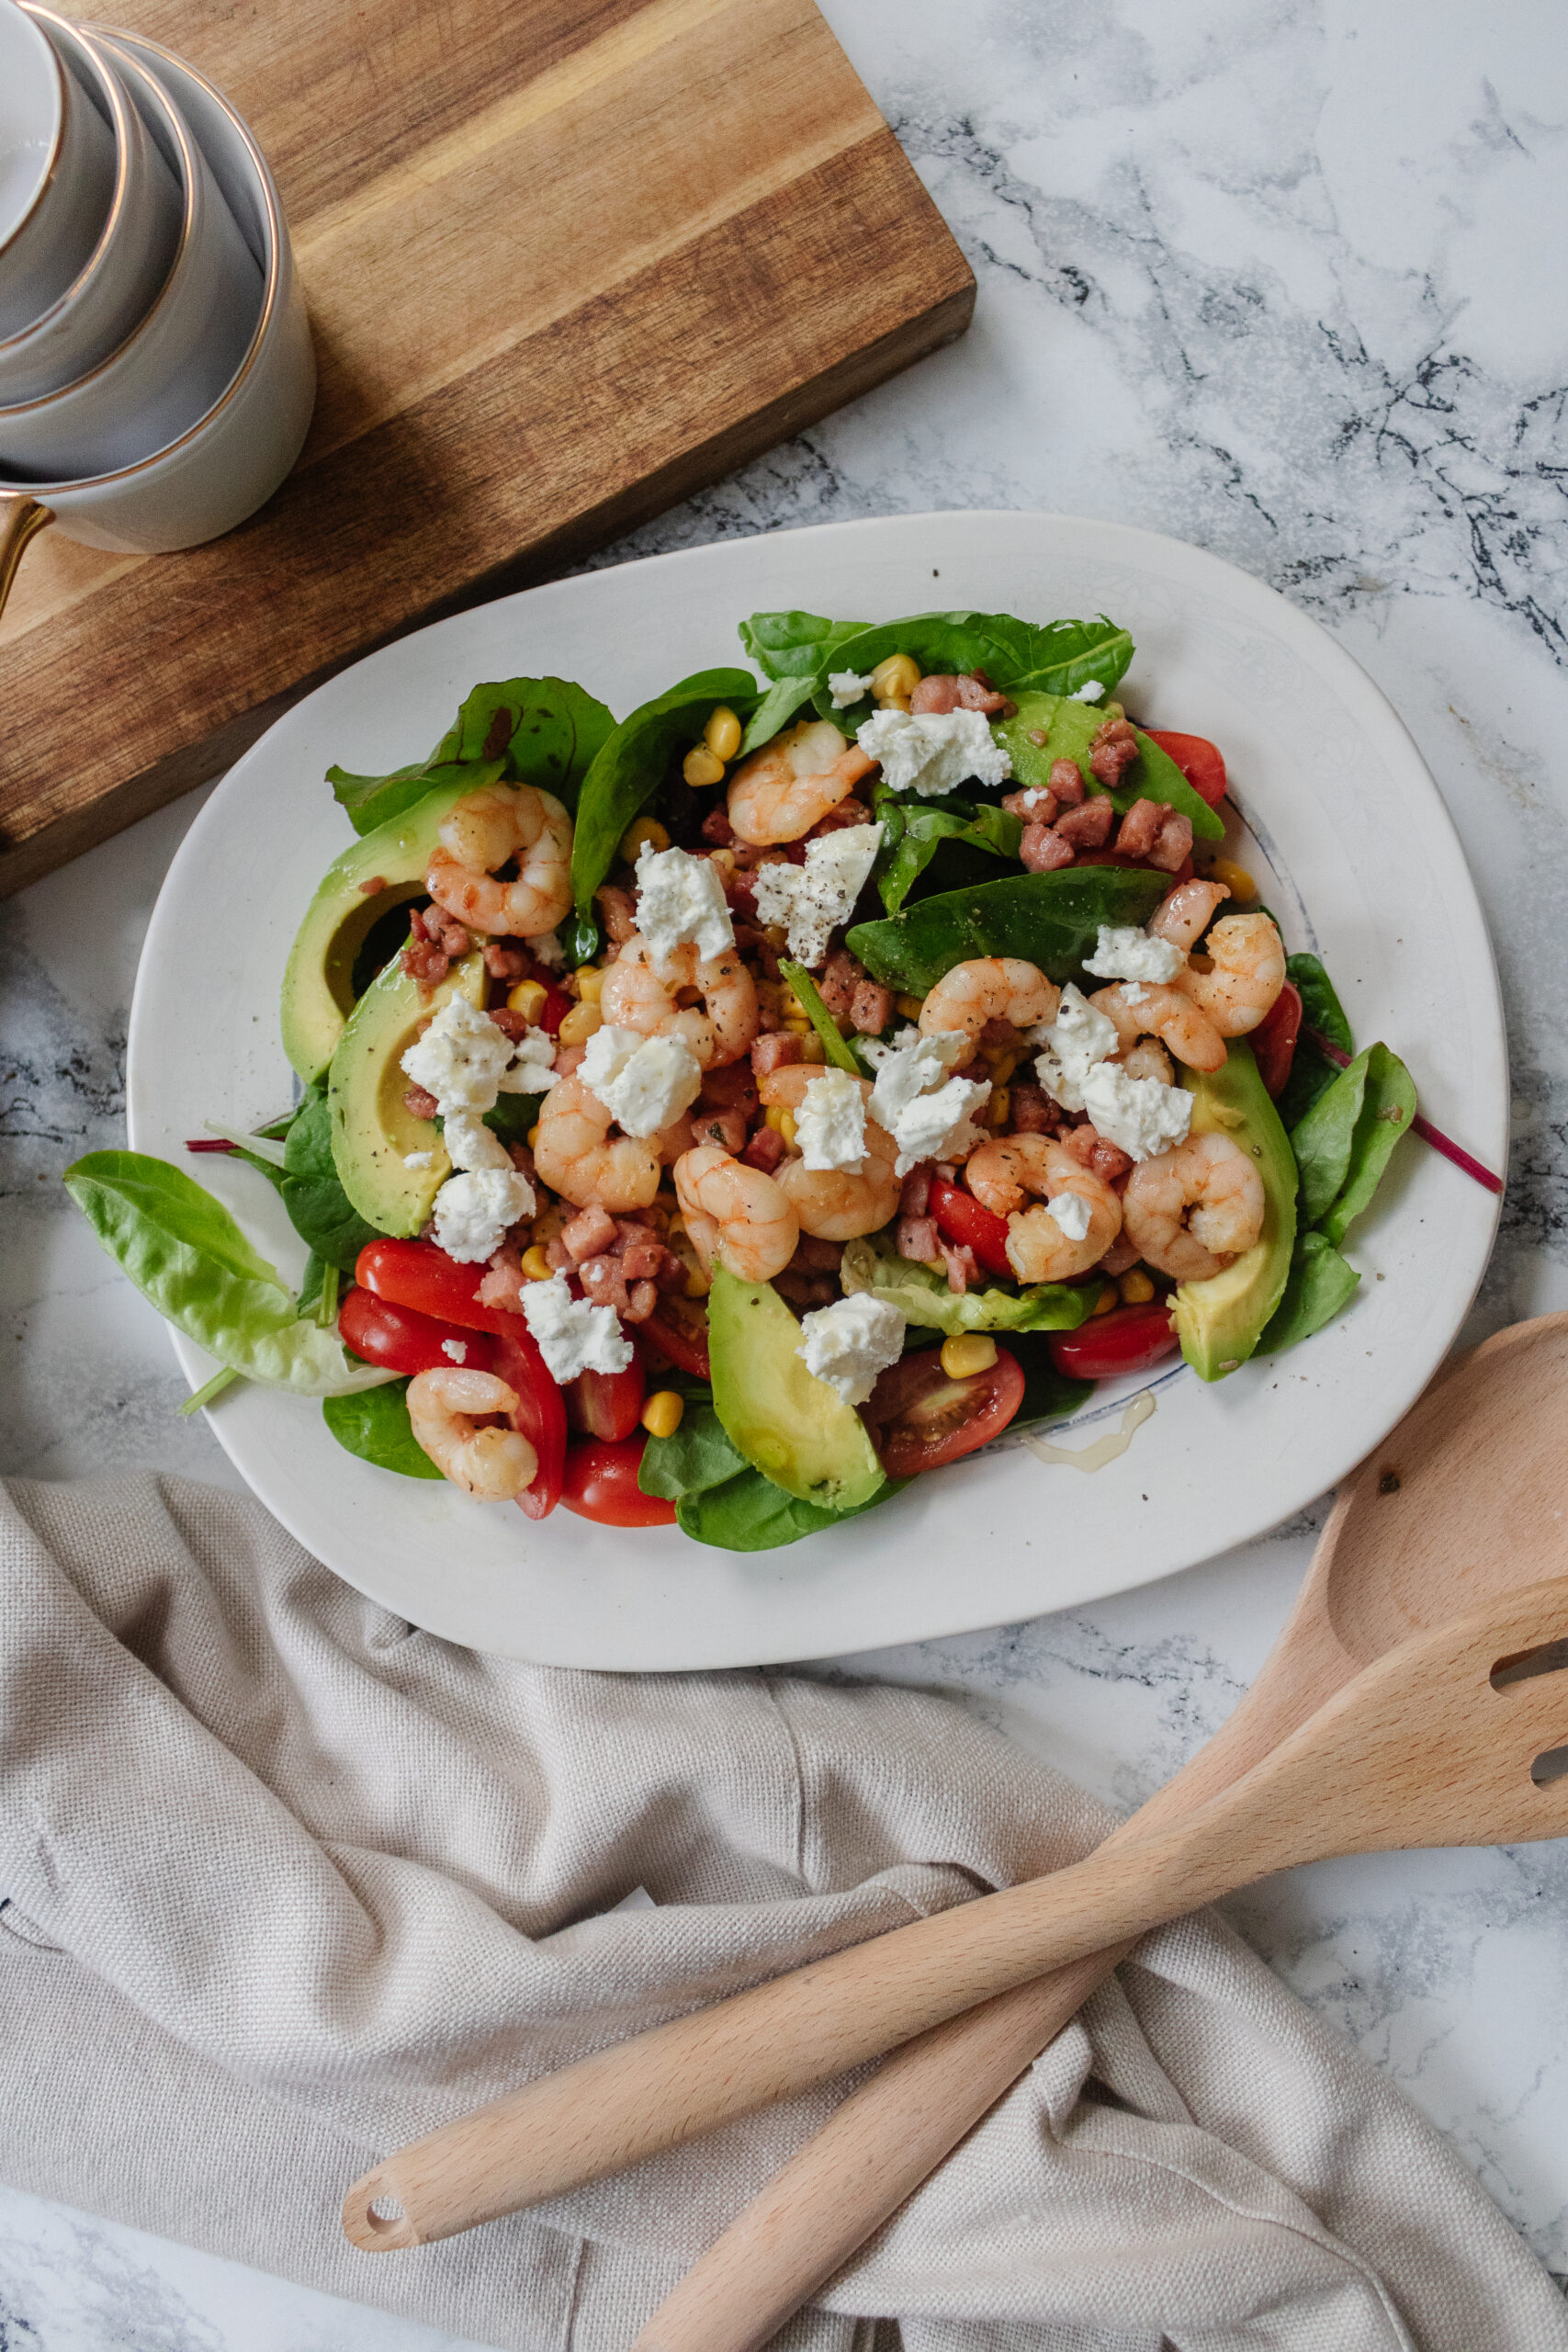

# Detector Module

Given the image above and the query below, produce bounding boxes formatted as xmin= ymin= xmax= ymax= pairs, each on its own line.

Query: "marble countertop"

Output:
xmin=4 ymin=0 xmax=1565 ymax=2342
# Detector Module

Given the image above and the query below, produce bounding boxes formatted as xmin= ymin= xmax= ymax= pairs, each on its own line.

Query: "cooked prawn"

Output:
xmin=964 ymin=1135 xmax=1122 ymax=1283
xmin=406 ymin=1368 xmax=537 ymax=1498
xmin=1122 ymin=1131 xmax=1264 ymax=1281
xmin=601 ymin=933 xmax=759 ymax=1069
xmin=1118 ymin=1035 xmax=1175 ymax=1086
xmin=918 ymin=957 xmax=1060 ymax=1050
xmin=532 ymin=1074 xmax=661 ymax=1212
xmin=1089 ymin=981 xmax=1226 ymax=1074
xmin=727 ymin=718 xmax=876 ymax=846
xmin=674 ymin=1145 xmax=799 ymax=1283
xmin=1178 ymin=912 xmax=1286 ymax=1037
xmin=1148 ymin=878 xmax=1229 ymax=951
xmin=760 ymin=1065 xmax=901 ymax=1239
xmin=426 ymin=783 xmax=573 ymax=939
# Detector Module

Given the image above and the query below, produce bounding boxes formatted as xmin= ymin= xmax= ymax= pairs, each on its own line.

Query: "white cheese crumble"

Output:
xmin=749 ymin=823 xmax=883 ymax=967
xmin=580 ymin=1024 xmax=704 ymax=1137
xmin=635 ymin=842 xmax=734 ymax=963
xmin=1028 ymin=986 xmax=1120 ymax=1114
xmin=442 ymin=1108 xmax=519 ymax=1174
xmin=1081 ymin=924 xmax=1185 ymax=985
xmin=531 ymin=929 xmax=566 ymax=969
xmin=795 ymin=1293 xmax=905 ymax=1408
xmin=400 ymin=994 xmax=555 ymax=1113
xmin=441 ymin=1337 xmax=468 ymax=1364
xmin=433 ymin=1168 xmax=537 ymax=1262
xmin=1072 ymin=680 xmax=1106 ymax=703
xmin=402 ymin=1149 xmax=434 ymax=1170
xmin=504 ymin=1025 xmax=560 ymax=1095
xmin=1046 ymin=1189 xmax=1093 ymax=1243
xmin=856 ymin=707 xmax=1011 ymax=799
xmin=520 ymin=1272 xmax=634 ymax=1382
xmin=795 ymin=1068 xmax=869 ymax=1172
xmin=828 ymin=669 xmax=874 ymax=708
xmin=863 ymin=1027 xmax=990 ymax=1178
xmin=1078 ymin=1062 xmax=1192 ymax=1160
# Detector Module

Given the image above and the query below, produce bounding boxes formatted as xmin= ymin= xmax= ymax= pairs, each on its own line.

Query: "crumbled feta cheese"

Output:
xmin=1046 ymin=1189 xmax=1093 ymax=1243
xmin=1081 ymin=924 xmax=1185 ymax=985
xmin=1121 ymin=981 xmax=1147 ymax=1006
xmin=795 ymin=1068 xmax=868 ymax=1172
xmin=520 ymin=1272 xmax=634 ymax=1382
xmin=580 ymin=1024 xmax=703 ymax=1137
xmin=829 ymin=669 xmax=874 ymax=709
xmin=1078 ymin=1061 xmax=1192 ymax=1160
xmin=1019 ymin=787 xmax=1047 ymax=809
xmin=531 ymin=929 xmax=566 ymax=969
xmin=857 ymin=707 xmax=1011 ymax=799
xmin=749 ymin=823 xmax=883 ymax=967
xmin=441 ymin=1338 xmax=468 ymax=1365
xmin=863 ymin=1027 xmax=991 ymax=1177
xmin=1072 ymin=680 xmax=1106 ymax=703
xmin=635 ymin=843 xmax=734 ymax=963
xmin=500 ymin=1025 xmax=559 ymax=1096
xmin=442 ymin=1108 xmax=522 ymax=1176
xmin=432 ymin=1167 xmax=536 ymax=1262
xmin=1029 ymin=986 xmax=1120 ymax=1114
xmin=796 ymin=1293 xmax=905 ymax=1408
xmin=401 ymin=994 xmax=518 ymax=1113
xmin=402 ymin=1149 xmax=434 ymax=1170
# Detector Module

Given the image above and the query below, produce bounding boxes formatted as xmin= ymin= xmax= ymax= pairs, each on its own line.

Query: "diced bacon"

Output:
xmin=357 ymin=875 xmax=387 ymax=895
xmin=909 ymin=671 xmax=1009 ymax=716
xmin=897 ymin=1215 xmax=942 ymax=1262
xmin=806 ymin=797 xmax=874 ymax=838
xmin=1049 ymin=759 xmax=1086 ymax=808
xmin=424 ymin=908 xmax=472 ymax=957
xmin=774 ymin=1269 xmax=839 ymax=1309
xmin=545 ymin=1238 xmax=573 ymax=1271
xmin=1006 ymin=1080 xmax=1061 ymax=1136
xmin=1004 ymin=786 xmax=1057 ymax=825
xmin=1021 ymin=822 xmax=1076 ymax=872
xmin=817 ymin=948 xmax=867 ymax=1022
xmin=1149 ymin=811 xmax=1193 ymax=874
xmin=553 ymin=1041 xmax=588 ymax=1078
xmin=580 ymin=1256 xmax=631 ymax=1314
xmin=489 ymin=1006 xmax=528 ymax=1042
xmin=625 ymin=1281 xmax=658 ymax=1323
xmin=402 ymin=1084 xmax=440 ymax=1121
xmin=1053 ymin=797 xmax=1116 ymax=850
xmin=739 ymin=1125 xmax=785 ymax=1173
xmin=1113 ymin=797 xmax=1165 ymax=860
xmin=621 ymin=1235 xmax=666 ymax=1281
xmin=400 ymin=941 xmax=449 ymax=993
xmin=1089 ymin=716 xmax=1140 ymax=788
xmin=899 ymin=1164 xmax=932 ymax=1216
xmin=850 ymin=976 xmax=891 ymax=1034
xmin=562 ymin=1204 xmax=619 ymax=1262
xmin=693 ymin=1106 xmax=747 ymax=1153
xmin=941 ymin=1240 xmax=980 ymax=1295
xmin=654 ymin=1251 xmax=687 ymax=1292
xmin=794 ymin=1235 xmax=843 ymax=1272
xmin=751 ymin=1032 xmax=803 ymax=1078
xmin=701 ymin=802 xmax=736 ymax=846
xmin=733 ymin=921 xmax=782 ymax=981
xmin=1062 ymin=1122 xmax=1134 ymax=1184
xmin=483 ymin=943 xmax=528 ymax=981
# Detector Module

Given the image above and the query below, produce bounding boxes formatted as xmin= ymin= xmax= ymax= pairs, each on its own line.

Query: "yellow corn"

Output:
xmin=941 ymin=1333 xmax=997 ymax=1379
xmin=557 ymin=1001 xmax=603 ymax=1046
xmin=764 ymin=1105 xmax=797 ymax=1149
xmin=574 ymin=965 xmax=606 ymax=1004
xmin=1209 ymin=854 xmax=1257 ymax=902
xmin=682 ymin=745 xmax=725 ymax=789
xmin=521 ymin=1245 xmax=553 ymax=1282
xmin=506 ymin=978 xmax=547 ymax=1024
xmin=896 ymin=993 xmax=925 ymax=1022
xmin=799 ymin=1033 xmax=827 ymax=1063
xmin=986 ymin=1088 xmax=1010 ymax=1129
xmin=619 ymin=815 xmax=671 ymax=864
xmin=525 ymin=1123 xmax=541 ymax=1150
xmin=640 ymin=1389 xmax=684 ymax=1439
xmin=871 ymin=652 xmax=921 ymax=704
xmin=1119 ymin=1268 xmax=1156 ymax=1305
xmin=1091 ymin=1284 xmax=1119 ymax=1317
xmin=984 ymin=1048 xmax=1019 ymax=1086
xmin=704 ymin=706 xmax=742 ymax=763
xmin=682 ymin=1256 xmax=711 ymax=1299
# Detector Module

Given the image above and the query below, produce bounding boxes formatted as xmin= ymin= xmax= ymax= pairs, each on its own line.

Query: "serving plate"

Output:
xmin=127 ymin=512 xmax=1506 ymax=1669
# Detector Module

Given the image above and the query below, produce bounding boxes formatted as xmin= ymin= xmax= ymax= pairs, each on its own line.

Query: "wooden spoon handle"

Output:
xmin=628 ymin=1946 xmax=1132 ymax=2352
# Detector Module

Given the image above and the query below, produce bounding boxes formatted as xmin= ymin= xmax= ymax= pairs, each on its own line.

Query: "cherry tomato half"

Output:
xmin=1048 ymin=1299 xmax=1180 ymax=1381
xmin=565 ymin=1356 xmax=646 ymax=1442
xmin=491 ymin=1326 xmax=568 ymax=1520
xmin=640 ymin=1295 xmax=711 ymax=1381
xmin=863 ymin=1345 xmax=1026 ymax=1477
xmin=355 ymin=1238 xmax=515 ymax=1333
xmin=928 ymin=1176 xmax=1013 ymax=1281
xmin=536 ymin=984 xmax=572 ymax=1036
xmin=1144 ymin=729 xmax=1227 ymax=809
xmin=338 ymin=1286 xmax=495 ymax=1377
xmin=561 ymin=1435 xmax=677 ymax=1526
xmin=1251 ymin=980 xmax=1303 ymax=1100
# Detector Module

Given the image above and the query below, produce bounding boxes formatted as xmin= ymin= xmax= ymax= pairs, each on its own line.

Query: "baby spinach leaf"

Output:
xmin=1289 ymin=1043 xmax=1416 ymax=1241
xmin=641 ymin=1395 xmax=904 ymax=1549
xmin=803 ymin=613 xmax=1138 ymax=725
xmin=840 ymin=1236 xmax=1104 ymax=1336
xmin=328 ymin=757 xmax=501 ymax=838
xmin=739 ymin=610 xmax=868 ymax=681
xmin=1258 ymin=1230 xmax=1361 ymax=1354
xmin=570 ymin=668 xmax=760 ymax=917
xmin=482 ymin=1092 xmax=543 ymax=1147
xmin=280 ymin=1081 xmax=383 ymax=1272
xmin=739 ymin=675 xmax=818 ymax=755
xmin=322 ymin=1379 xmax=444 ymax=1477
xmin=778 ymin=964 xmax=863 ymax=1073
xmin=430 ymin=676 xmax=615 ymax=809
xmin=63 ymin=1151 xmax=394 ymax=1396
xmin=638 ymin=1396 xmax=746 ymax=1498
xmin=1275 ymin=953 xmax=1355 ymax=1131
xmin=874 ymin=797 xmax=1022 ymax=915
xmin=848 ymin=866 xmax=1166 ymax=995
xmin=991 ymin=693 xmax=1222 ymax=842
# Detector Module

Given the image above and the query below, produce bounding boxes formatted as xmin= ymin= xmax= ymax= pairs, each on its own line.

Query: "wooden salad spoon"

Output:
xmin=341 ymin=1312 xmax=1568 ymax=2275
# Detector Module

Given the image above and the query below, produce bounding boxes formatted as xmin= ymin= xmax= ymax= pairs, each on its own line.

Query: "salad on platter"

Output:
xmin=69 ymin=605 xmax=1427 ymax=1551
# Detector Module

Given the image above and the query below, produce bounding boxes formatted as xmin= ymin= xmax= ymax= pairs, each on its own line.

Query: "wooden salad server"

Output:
xmin=341 ymin=1313 xmax=1568 ymax=2271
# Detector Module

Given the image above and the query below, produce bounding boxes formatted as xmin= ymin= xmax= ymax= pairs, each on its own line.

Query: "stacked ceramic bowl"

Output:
xmin=0 ymin=0 xmax=313 ymax=569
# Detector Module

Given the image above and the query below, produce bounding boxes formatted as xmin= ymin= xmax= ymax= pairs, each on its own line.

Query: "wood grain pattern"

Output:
xmin=0 ymin=0 xmax=974 ymax=892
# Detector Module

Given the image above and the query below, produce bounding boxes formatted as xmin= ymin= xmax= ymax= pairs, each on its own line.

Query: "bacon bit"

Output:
xmin=1113 ymin=797 xmax=1165 ymax=860
xmin=1021 ymin=822 xmax=1075 ymax=873
xmin=562 ymin=1204 xmax=618 ymax=1262
xmin=1006 ymin=1080 xmax=1062 ymax=1136
xmin=899 ymin=1164 xmax=932 ymax=1217
xmin=739 ymin=1124 xmax=785 ymax=1173
xmin=750 ymin=1032 xmax=803 ymax=1079
xmin=941 ymin=1239 xmax=979 ymax=1295
xmin=483 ymin=943 xmax=528 ymax=981
xmin=595 ymin=883 xmax=637 ymax=944
xmin=1061 ymin=1122 xmax=1133 ymax=1184
xmin=489 ymin=1006 xmax=528 ymax=1042
xmin=357 ymin=875 xmax=388 ymax=896
xmin=701 ymin=802 xmax=737 ymax=847
xmin=1049 ymin=759 xmax=1085 ymax=808
xmin=1147 ymin=810 xmax=1193 ymax=873
xmin=1089 ymin=715 xmax=1139 ymax=787
xmin=805 ymin=797 xmax=874 ymax=839
xmin=850 ymin=975 xmax=892 ymax=1035
xmin=402 ymin=1085 xmax=440 ymax=1121
xmin=897 ymin=1215 xmax=942 ymax=1262
xmin=1303 ymin=1027 xmax=1503 ymax=1195
xmin=1054 ymin=797 xmax=1115 ymax=851
xmin=693 ymin=1106 xmax=747 ymax=1153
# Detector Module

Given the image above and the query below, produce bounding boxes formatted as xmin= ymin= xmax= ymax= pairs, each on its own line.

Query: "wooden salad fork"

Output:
xmin=341 ymin=1314 xmax=1568 ymax=2286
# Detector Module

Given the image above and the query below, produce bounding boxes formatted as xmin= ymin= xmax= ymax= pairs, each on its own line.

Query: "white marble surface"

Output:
xmin=4 ymin=0 xmax=1567 ymax=2342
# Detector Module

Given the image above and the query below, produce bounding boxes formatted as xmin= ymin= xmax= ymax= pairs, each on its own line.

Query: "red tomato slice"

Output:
xmin=1048 ymin=1300 xmax=1179 ymax=1381
xmin=640 ymin=1295 xmax=711 ymax=1381
xmin=355 ymin=1238 xmax=518 ymax=1333
xmin=863 ymin=1345 xmax=1025 ymax=1477
xmin=536 ymin=984 xmax=572 ymax=1036
xmin=565 ymin=1356 xmax=646 ymax=1442
xmin=928 ymin=1177 xmax=1013 ymax=1282
xmin=1251 ymin=980 xmax=1303 ymax=1099
xmin=1144 ymin=729 xmax=1226 ymax=809
xmin=338 ymin=1287 xmax=495 ymax=1378
xmin=561 ymin=1435 xmax=677 ymax=1526
xmin=490 ymin=1326 xmax=568 ymax=1520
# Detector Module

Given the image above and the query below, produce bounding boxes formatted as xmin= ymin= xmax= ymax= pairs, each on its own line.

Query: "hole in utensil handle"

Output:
xmin=1491 ymin=1638 xmax=1568 ymax=1690
xmin=1531 ymin=1743 xmax=1568 ymax=1788
xmin=342 ymin=2169 xmax=417 ymax=2251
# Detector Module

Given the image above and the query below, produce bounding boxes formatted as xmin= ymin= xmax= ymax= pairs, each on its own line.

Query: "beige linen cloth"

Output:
xmin=2 ymin=1474 xmax=1564 ymax=2352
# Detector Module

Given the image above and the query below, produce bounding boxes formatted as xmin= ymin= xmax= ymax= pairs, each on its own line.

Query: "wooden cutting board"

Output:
xmin=0 ymin=0 xmax=973 ymax=894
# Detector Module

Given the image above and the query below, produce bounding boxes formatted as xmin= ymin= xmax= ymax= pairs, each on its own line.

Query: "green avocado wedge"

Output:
xmin=326 ymin=948 xmax=487 ymax=1235
xmin=706 ymin=1269 xmax=886 ymax=1511
xmin=281 ymin=765 xmax=502 ymax=1084
xmin=1171 ymin=1040 xmax=1298 ymax=1382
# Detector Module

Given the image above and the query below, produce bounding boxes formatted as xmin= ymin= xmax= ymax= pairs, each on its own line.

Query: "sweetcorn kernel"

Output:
xmin=764 ymin=1105 xmax=797 ymax=1149
xmin=799 ymin=1033 xmax=827 ymax=1063
xmin=641 ymin=1389 xmax=684 ymax=1439
xmin=1209 ymin=854 xmax=1257 ymax=902
xmin=682 ymin=745 xmax=725 ymax=788
xmin=521 ymin=1245 xmax=554 ymax=1282
xmin=985 ymin=1088 xmax=1010 ymax=1129
xmin=1091 ymin=1284 xmax=1119 ymax=1316
xmin=619 ymin=815 xmax=671 ymax=862
xmin=896 ymin=994 xmax=925 ymax=1022
xmin=574 ymin=966 xmax=605 ymax=1004
xmin=1119 ymin=1268 xmax=1156 ymax=1305
xmin=526 ymin=1124 xmax=541 ymax=1150
xmin=704 ymin=707 xmax=742 ymax=762
xmin=984 ymin=1048 xmax=1020 ymax=1085
xmin=506 ymin=978 xmax=547 ymax=1023
xmin=941 ymin=1333 xmax=998 ymax=1379
xmin=557 ymin=1001 xmax=603 ymax=1046
xmin=871 ymin=653 xmax=921 ymax=704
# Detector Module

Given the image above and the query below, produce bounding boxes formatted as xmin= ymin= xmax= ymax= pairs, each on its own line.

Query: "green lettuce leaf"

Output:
xmin=841 ymin=1235 xmax=1104 ymax=1336
xmin=570 ymin=668 xmax=759 ymax=917
xmin=1258 ymin=1230 xmax=1362 ymax=1354
xmin=848 ymin=865 xmax=1166 ymax=995
xmin=322 ymin=1380 xmax=444 ymax=1477
xmin=738 ymin=610 xmax=869 ymax=681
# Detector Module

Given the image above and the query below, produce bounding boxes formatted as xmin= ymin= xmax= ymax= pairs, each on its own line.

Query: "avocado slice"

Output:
xmin=1172 ymin=1039 xmax=1298 ymax=1382
xmin=326 ymin=947 xmax=487 ymax=1235
xmin=707 ymin=1269 xmax=886 ymax=1512
xmin=280 ymin=763 xmax=502 ymax=1084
